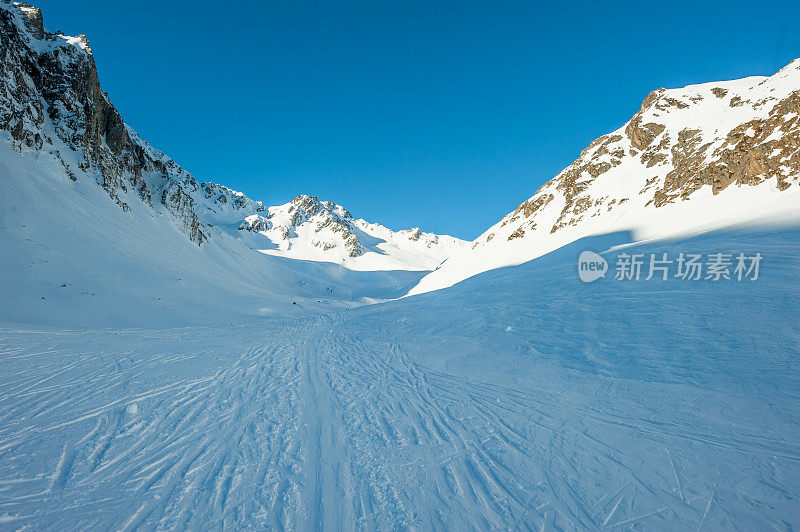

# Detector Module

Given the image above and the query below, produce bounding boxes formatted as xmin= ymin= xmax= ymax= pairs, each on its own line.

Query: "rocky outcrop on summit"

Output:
xmin=281 ymin=195 xmax=365 ymax=257
xmin=625 ymin=92 xmax=666 ymax=151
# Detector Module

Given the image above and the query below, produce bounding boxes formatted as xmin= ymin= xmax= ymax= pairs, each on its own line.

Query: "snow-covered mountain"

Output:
xmin=240 ymin=194 xmax=466 ymax=271
xmin=0 ymin=1 xmax=463 ymax=260
xmin=0 ymin=1 xmax=465 ymax=325
xmin=411 ymin=60 xmax=800 ymax=294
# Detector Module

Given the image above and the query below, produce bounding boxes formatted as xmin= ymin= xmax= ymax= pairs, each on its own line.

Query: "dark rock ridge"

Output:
xmin=0 ymin=2 xmax=283 ymax=248
xmin=0 ymin=1 xmax=213 ymax=243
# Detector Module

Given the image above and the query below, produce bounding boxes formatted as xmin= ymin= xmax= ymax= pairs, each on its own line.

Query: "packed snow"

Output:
xmin=1 ymin=226 xmax=798 ymax=528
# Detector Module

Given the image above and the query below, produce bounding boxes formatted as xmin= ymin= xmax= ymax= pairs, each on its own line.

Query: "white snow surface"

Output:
xmin=0 ymin=139 xmax=433 ymax=327
xmin=1 ymin=226 xmax=799 ymax=529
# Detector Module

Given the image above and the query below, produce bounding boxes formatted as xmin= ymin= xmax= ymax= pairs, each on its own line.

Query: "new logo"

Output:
xmin=578 ymin=251 xmax=608 ymax=282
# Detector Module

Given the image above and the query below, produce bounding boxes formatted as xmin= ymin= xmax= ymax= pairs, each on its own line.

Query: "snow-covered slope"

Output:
xmin=410 ymin=60 xmax=800 ymax=295
xmin=0 ymin=1 xmax=463 ymax=325
xmin=0 ymin=137 xmax=440 ymax=326
xmin=3 ymin=225 xmax=798 ymax=528
xmin=4 ymin=0 xmax=797 ymax=308
xmin=2 ymin=3 xmax=800 ymax=529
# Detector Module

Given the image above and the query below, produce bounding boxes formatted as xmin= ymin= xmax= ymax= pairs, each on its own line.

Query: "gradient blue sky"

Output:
xmin=34 ymin=1 xmax=798 ymax=239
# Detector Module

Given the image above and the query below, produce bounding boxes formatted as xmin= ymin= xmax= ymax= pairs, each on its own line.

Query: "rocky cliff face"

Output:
xmin=0 ymin=1 xmax=211 ymax=243
xmin=0 ymin=1 xmax=464 ymax=269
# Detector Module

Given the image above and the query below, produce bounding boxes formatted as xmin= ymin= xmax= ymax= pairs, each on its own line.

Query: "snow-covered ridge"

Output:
xmin=0 ymin=1 xmax=465 ymax=271
xmin=410 ymin=58 xmax=800 ymax=295
xmin=241 ymin=194 xmax=467 ymax=271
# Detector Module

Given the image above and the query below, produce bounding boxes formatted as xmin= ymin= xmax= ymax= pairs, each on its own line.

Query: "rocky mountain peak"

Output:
xmin=264 ymin=195 xmax=366 ymax=258
xmin=288 ymin=194 xmax=354 ymax=224
xmin=228 ymin=194 xmax=465 ymax=269
xmin=481 ymin=58 xmax=800 ymax=245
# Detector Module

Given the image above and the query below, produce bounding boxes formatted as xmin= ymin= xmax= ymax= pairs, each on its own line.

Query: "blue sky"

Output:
xmin=34 ymin=1 xmax=798 ymax=239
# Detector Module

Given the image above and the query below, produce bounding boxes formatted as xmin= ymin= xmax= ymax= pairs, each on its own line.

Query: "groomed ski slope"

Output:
xmin=1 ymin=225 xmax=799 ymax=529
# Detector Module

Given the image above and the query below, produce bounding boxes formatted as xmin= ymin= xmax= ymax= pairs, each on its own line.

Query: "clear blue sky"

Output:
xmin=34 ymin=0 xmax=798 ymax=239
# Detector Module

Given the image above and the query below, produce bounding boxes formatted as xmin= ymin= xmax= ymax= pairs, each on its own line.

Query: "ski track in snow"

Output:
xmin=1 ymin=229 xmax=799 ymax=529
xmin=1 ymin=320 xmax=798 ymax=528
xmin=1 ymin=4 xmax=798 ymax=527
